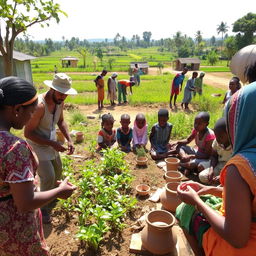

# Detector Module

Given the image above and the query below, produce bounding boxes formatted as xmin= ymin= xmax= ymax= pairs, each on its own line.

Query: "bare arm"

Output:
xmin=9 ymin=178 xmax=76 ymax=213
xmin=57 ymin=106 xmax=75 ymax=154
xmin=149 ymin=126 xmax=156 ymax=148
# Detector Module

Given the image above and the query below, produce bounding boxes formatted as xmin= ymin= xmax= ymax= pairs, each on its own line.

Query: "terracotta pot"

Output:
xmin=164 ymin=171 xmax=183 ymax=183
xmin=56 ymin=129 xmax=65 ymax=145
xmin=141 ymin=210 xmax=177 ymax=255
xmin=160 ymin=182 xmax=181 ymax=212
xmin=136 ymin=184 xmax=150 ymax=196
xmin=165 ymin=157 xmax=180 ymax=171
xmin=136 ymin=156 xmax=148 ymax=166
xmin=75 ymin=131 xmax=84 ymax=143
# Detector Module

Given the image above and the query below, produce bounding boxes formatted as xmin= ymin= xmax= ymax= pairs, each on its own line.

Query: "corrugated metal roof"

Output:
xmin=0 ymin=50 xmax=36 ymax=61
xmin=176 ymin=58 xmax=200 ymax=64
xmin=61 ymin=56 xmax=79 ymax=61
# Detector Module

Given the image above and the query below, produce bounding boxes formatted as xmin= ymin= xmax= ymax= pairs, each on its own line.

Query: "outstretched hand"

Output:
xmin=56 ymin=177 xmax=77 ymax=199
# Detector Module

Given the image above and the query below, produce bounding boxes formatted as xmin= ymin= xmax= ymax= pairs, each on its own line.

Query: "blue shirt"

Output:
xmin=173 ymin=73 xmax=185 ymax=88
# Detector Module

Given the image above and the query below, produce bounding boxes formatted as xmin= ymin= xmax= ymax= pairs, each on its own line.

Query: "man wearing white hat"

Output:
xmin=24 ymin=73 xmax=77 ymax=223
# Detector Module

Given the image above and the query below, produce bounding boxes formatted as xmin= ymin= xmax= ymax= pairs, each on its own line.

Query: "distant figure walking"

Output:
xmin=170 ymin=67 xmax=188 ymax=109
xmin=133 ymin=63 xmax=141 ymax=85
xmin=107 ymin=72 xmax=118 ymax=106
xmin=95 ymin=70 xmax=108 ymax=110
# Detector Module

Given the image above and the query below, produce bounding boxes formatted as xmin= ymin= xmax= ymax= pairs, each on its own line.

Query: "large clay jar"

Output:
xmin=164 ymin=171 xmax=183 ymax=183
xmin=141 ymin=209 xmax=177 ymax=255
xmin=165 ymin=157 xmax=180 ymax=171
xmin=160 ymin=182 xmax=181 ymax=212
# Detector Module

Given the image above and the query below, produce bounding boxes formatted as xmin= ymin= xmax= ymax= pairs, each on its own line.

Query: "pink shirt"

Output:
xmin=191 ymin=128 xmax=215 ymax=153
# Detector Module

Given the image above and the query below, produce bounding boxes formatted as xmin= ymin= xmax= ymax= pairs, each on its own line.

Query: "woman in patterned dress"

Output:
xmin=0 ymin=77 xmax=76 ymax=256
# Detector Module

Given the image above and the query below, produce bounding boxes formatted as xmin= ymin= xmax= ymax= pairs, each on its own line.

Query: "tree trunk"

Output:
xmin=3 ymin=53 xmax=13 ymax=76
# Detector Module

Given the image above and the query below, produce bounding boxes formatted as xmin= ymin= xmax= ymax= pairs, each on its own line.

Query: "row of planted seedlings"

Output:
xmin=57 ymin=148 xmax=137 ymax=250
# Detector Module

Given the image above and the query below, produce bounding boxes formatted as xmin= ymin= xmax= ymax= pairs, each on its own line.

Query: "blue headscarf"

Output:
xmin=225 ymin=81 xmax=256 ymax=174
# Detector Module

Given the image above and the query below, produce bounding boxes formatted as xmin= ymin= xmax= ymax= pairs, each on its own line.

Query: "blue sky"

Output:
xmin=26 ymin=0 xmax=255 ymax=41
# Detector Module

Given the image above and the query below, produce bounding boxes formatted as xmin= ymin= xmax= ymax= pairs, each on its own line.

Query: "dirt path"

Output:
xmin=148 ymin=67 xmax=232 ymax=90
xmin=79 ymin=103 xmax=169 ymax=126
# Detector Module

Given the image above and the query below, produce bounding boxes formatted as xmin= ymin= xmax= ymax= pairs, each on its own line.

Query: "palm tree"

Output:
xmin=195 ymin=30 xmax=203 ymax=45
xmin=217 ymin=22 xmax=229 ymax=51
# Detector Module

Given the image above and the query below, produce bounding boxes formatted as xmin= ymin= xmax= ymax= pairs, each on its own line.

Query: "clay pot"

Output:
xmin=136 ymin=184 xmax=150 ymax=196
xmin=136 ymin=156 xmax=148 ymax=166
xmin=164 ymin=171 xmax=183 ymax=183
xmin=165 ymin=157 xmax=180 ymax=171
xmin=75 ymin=131 xmax=84 ymax=143
xmin=160 ymin=182 xmax=181 ymax=212
xmin=141 ymin=209 xmax=177 ymax=255
xmin=56 ymin=129 xmax=65 ymax=145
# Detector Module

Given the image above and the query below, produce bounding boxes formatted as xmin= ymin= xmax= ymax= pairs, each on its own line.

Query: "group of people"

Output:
xmin=94 ymin=70 xmax=135 ymax=109
xmin=97 ymin=55 xmax=256 ymax=256
xmin=170 ymin=67 xmax=205 ymax=110
xmin=97 ymin=112 xmax=148 ymax=153
xmin=1 ymin=45 xmax=256 ymax=256
xmin=175 ymin=55 xmax=256 ymax=255
xmin=0 ymin=73 xmax=78 ymax=255
xmin=94 ymin=63 xmax=142 ymax=110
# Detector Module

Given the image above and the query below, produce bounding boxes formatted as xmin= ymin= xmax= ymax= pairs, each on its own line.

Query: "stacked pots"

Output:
xmin=165 ymin=157 xmax=180 ymax=171
xmin=141 ymin=210 xmax=177 ymax=255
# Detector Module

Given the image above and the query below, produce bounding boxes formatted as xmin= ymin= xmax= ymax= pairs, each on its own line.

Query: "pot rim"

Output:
xmin=136 ymin=156 xmax=148 ymax=161
xmin=165 ymin=171 xmax=183 ymax=179
xmin=165 ymin=182 xmax=180 ymax=193
xmin=164 ymin=157 xmax=180 ymax=164
xmin=146 ymin=209 xmax=175 ymax=229
xmin=136 ymin=184 xmax=150 ymax=193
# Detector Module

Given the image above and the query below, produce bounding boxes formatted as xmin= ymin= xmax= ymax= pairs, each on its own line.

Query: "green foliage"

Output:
xmin=136 ymin=147 xmax=146 ymax=157
xmin=70 ymin=111 xmax=87 ymax=125
xmin=58 ymin=148 xmax=136 ymax=250
xmin=207 ymin=51 xmax=219 ymax=66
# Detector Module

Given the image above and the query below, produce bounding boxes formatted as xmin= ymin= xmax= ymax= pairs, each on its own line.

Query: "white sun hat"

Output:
xmin=230 ymin=44 xmax=256 ymax=84
xmin=44 ymin=73 xmax=77 ymax=95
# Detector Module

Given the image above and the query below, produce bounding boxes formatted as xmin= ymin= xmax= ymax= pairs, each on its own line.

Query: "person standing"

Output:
xmin=107 ymin=72 xmax=118 ymax=106
xmin=133 ymin=63 xmax=141 ymax=85
xmin=24 ymin=73 xmax=77 ymax=223
xmin=170 ymin=67 xmax=188 ymax=108
xmin=193 ymin=72 xmax=205 ymax=96
xmin=0 ymin=76 xmax=76 ymax=255
xmin=95 ymin=70 xmax=107 ymax=110
xmin=181 ymin=71 xmax=198 ymax=110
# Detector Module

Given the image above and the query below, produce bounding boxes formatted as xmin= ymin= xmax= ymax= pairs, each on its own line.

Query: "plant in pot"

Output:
xmin=135 ymin=147 xmax=148 ymax=166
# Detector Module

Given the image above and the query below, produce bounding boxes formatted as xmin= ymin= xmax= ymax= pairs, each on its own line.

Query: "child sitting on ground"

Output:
xmin=117 ymin=114 xmax=133 ymax=152
xmin=198 ymin=117 xmax=232 ymax=184
xmin=149 ymin=109 xmax=176 ymax=160
xmin=97 ymin=113 xmax=116 ymax=151
xmin=176 ymin=111 xmax=215 ymax=176
xmin=133 ymin=113 xmax=148 ymax=152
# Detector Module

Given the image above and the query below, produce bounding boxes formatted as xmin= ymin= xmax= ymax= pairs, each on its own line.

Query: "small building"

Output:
xmin=173 ymin=58 xmax=200 ymax=71
xmin=0 ymin=50 xmax=36 ymax=83
xmin=130 ymin=62 xmax=149 ymax=75
xmin=61 ymin=56 xmax=79 ymax=68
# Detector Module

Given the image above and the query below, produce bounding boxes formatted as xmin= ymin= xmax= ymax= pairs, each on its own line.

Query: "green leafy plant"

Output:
xmin=135 ymin=147 xmax=146 ymax=157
